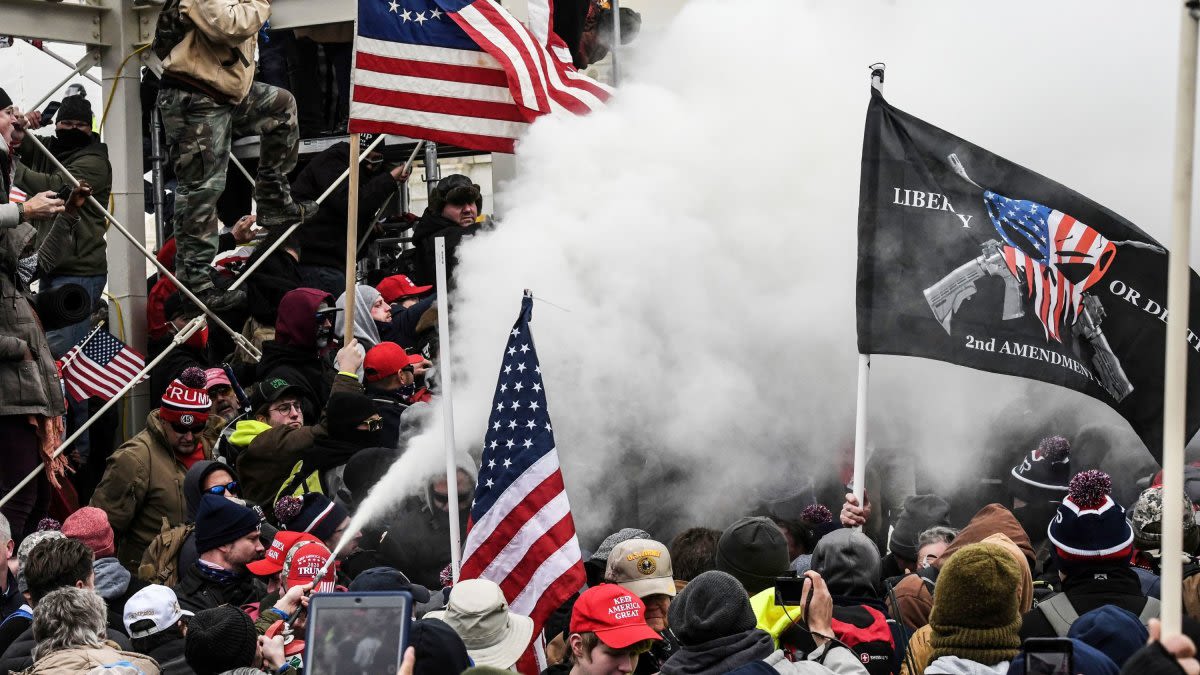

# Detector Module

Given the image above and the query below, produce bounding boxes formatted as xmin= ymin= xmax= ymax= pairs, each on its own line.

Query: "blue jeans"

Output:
xmin=298 ymin=265 xmax=346 ymax=298
xmin=43 ymin=274 xmax=106 ymax=463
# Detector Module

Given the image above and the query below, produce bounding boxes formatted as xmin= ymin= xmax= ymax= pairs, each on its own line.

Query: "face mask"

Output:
xmin=397 ymin=382 xmax=417 ymax=399
xmin=55 ymin=128 xmax=91 ymax=150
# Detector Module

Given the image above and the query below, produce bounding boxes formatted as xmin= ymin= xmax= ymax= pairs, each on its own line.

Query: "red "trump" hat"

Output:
xmin=569 ymin=585 xmax=662 ymax=649
xmin=376 ymin=274 xmax=433 ymax=303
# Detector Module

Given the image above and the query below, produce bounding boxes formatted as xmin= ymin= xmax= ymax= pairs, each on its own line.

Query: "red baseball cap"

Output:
xmin=246 ymin=531 xmax=320 ymax=576
xmin=569 ymin=585 xmax=662 ymax=649
xmin=283 ymin=541 xmax=337 ymax=593
xmin=377 ymin=274 xmax=433 ymax=303
xmin=364 ymin=342 xmax=425 ymax=383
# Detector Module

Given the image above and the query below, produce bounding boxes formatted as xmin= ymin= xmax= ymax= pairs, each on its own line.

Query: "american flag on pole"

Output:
xmin=460 ymin=293 xmax=585 ymax=674
xmin=985 ymin=190 xmax=1117 ymax=343
xmin=349 ymin=0 xmax=612 ymax=153
xmin=61 ymin=329 xmax=147 ymax=402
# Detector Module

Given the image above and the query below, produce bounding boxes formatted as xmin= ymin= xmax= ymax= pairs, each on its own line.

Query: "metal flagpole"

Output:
xmin=435 ymin=237 xmax=463 ymax=582
xmin=1160 ymin=0 xmax=1200 ymax=639
xmin=227 ymin=134 xmax=389 ymax=292
xmin=344 ymin=133 xmax=361 ymax=346
xmin=0 ymin=316 xmax=205 ymax=509
xmin=21 ymin=133 xmax=261 ymax=360
xmin=852 ymin=64 xmax=886 ymax=516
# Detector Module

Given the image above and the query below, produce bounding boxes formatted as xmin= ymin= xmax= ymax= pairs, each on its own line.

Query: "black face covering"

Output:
xmin=55 ymin=128 xmax=91 ymax=151
xmin=315 ymin=323 xmax=334 ymax=349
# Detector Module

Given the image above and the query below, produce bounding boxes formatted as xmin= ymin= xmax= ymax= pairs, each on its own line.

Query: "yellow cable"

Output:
xmin=98 ymin=44 xmax=149 ymax=133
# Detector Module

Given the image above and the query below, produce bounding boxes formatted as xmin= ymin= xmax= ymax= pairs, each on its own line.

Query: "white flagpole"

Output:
xmin=852 ymin=64 xmax=886 ymax=516
xmin=58 ymin=321 xmax=105 ymax=370
xmin=435 ymin=236 xmax=463 ymax=582
xmin=852 ymin=355 xmax=870 ymax=510
xmin=1160 ymin=2 xmax=1199 ymax=639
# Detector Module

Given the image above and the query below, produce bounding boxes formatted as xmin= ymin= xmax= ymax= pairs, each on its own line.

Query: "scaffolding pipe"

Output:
xmin=24 ymin=39 xmax=102 ymax=86
xmin=0 ymin=316 xmax=205 ymax=510
xmin=226 ymin=133 xmax=390 ymax=292
xmin=27 ymin=50 xmax=100 ymax=112
xmin=22 ymin=132 xmax=261 ymax=360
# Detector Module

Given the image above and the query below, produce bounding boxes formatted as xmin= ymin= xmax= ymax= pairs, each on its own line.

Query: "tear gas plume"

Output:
xmin=350 ymin=0 xmax=1176 ymax=546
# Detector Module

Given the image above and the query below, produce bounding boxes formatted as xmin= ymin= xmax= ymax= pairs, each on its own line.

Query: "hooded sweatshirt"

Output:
xmin=257 ymin=288 xmax=336 ymax=421
xmin=924 ymin=656 xmax=1009 ymax=674
xmin=891 ymin=504 xmax=1033 ymax=635
xmin=810 ymin=530 xmax=897 ymax=675
xmin=334 ymin=285 xmax=384 ymax=353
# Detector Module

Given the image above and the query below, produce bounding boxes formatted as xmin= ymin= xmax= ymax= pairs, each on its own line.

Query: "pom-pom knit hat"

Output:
xmin=1047 ymin=470 xmax=1134 ymax=565
xmin=160 ymin=366 xmax=211 ymax=425
xmin=1009 ymin=435 xmax=1071 ymax=502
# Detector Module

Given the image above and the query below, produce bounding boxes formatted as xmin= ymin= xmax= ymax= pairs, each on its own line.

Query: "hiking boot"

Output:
xmin=181 ymin=286 xmax=247 ymax=318
xmin=257 ymin=199 xmax=319 ymax=229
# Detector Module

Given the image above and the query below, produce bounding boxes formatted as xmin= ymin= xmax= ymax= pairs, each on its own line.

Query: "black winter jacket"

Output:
xmin=173 ymin=562 xmax=266 ymax=614
xmin=408 ymin=213 xmax=482 ymax=286
xmin=292 ymin=142 xmax=399 ymax=270
xmin=1019 ymin=565 xmax=1151 ymax=639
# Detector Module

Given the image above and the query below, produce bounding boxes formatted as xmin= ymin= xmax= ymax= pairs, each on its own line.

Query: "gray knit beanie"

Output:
xmin=667 ymin=570 xmax=756 ymax=645
xmin=589 ymin=527 xmax=651 ymax=565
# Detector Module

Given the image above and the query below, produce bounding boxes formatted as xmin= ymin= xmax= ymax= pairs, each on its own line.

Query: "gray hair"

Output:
xmin=917 ymin=526 xmax=958 ymax=550
xmin=31 ymin=586 xmax=107 ymax=661
xmin=0 ymin=512 xmax=10 ymax=547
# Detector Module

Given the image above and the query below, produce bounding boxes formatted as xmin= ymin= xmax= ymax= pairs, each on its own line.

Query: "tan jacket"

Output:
xmin=25 ymin=643 xmax=160 ymax=675
xmin=163 ymin=0 xmax=270 ymax=103
xmin=90 ymin=410 xmax=219 ymax=569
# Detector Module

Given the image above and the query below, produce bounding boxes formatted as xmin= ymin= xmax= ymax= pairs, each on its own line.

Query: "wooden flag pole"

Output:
xmin=1160 ymin=1 xmax=1200 ymax=639
xmin=344 ymin=133 xmax=362 ymax=347
xmin=435 ymin=237 xmax=463 ymax=582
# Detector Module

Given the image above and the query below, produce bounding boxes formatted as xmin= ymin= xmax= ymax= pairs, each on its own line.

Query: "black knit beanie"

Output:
xmin=0 ymin=87 xmax=11 ymax=110
xmin=57 ymin=95 xmax=92 ymax=125
xmin=184 ymin=606 xmax=258 ymax=675
xmin=716 ymin=516 xmax=790 ymax=595
xmin=668 ymin=570 xmax=757 ymax=645
xmin=326 ymin=391 xmax=379 ymax=433
xmin=194 ymin=494 xmax=260 ymax=553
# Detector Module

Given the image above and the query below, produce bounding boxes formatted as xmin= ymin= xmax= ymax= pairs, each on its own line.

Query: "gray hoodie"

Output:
xmin=810 ymin=529 xmax=882 ymax=598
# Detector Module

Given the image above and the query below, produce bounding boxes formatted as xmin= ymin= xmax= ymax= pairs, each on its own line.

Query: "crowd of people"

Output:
xmin=4 ymin=1 xmax=1200 ymax=674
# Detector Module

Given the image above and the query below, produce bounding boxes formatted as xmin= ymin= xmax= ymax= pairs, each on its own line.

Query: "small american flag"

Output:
xmin=986 ymin=190 xmax=1116 ymax=343
xmin=460 ymin=293 xmax=584 ymax=674
xmin=349 ymin=0 xmax=612 ymax=153
xmin=61 ymin=329 xmax=147 ymax=402
xmin=8 ymin=186 xmax=27 ymax=204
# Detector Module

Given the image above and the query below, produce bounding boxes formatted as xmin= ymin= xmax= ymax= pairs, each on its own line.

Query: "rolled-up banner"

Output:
xmin=34 ymin=283 xmax=91 ymax=331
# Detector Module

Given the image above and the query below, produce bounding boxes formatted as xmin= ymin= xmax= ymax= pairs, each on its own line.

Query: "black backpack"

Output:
xmin=152 ymin=0 xmax=191 ymax=61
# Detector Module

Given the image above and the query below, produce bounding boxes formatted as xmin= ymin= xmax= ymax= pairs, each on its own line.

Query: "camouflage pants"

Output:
xmin=158 ymin=82 xmax=300 ymax=291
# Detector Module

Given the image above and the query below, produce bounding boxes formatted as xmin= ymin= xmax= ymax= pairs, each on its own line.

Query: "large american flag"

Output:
xmin=460 ymin=294 xmax=585 ymax=674
xmin=985 ymin=190 xmax=1117 ymax=343
xmin=349 ymin=0 xmax=612 ymax=153
xmin=61 ymin=329 xmax=146 ymax=402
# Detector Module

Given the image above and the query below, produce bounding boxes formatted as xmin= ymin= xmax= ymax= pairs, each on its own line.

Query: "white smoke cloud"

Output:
xmin=352 ymin=0 xmax=1179 ymax=544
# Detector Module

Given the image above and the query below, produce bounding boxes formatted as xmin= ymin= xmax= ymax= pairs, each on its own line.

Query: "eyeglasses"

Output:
xmin=269 ymin=401 xmax=303 ymax=415
xmin=169 ymin=421 xmax=206 ymax=434
xmin=206 ymin=481 xmax=240 ymax=496
xmin=361 ymin=418 xmax=382 ymax=432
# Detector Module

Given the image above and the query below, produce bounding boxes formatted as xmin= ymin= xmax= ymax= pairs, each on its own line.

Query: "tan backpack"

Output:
xmin=137 ymin=517 xmax=194 ymax=586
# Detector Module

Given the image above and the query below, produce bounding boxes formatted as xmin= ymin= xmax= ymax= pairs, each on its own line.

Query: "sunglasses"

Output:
xmin=432 ymin=491 xmax=473 ymax=507
xmin=362 ymin=418 xmax=382 ymax=432
xmin=169 ymin=421 xmax=206 ymax=434
xmin=206 ymin=481 xmax=240 ymax=496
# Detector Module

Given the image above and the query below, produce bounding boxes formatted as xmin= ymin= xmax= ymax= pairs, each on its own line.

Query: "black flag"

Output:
xmin=857 ymin=88 xmax=1200 ymax=461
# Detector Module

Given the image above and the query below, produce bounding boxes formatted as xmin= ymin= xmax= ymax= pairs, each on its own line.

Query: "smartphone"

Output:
xmin=304 ymin=591 xmax=412 ymax=675
xmin=41 ymin=101 xmax=61 ymax=121
xmin=1023 ymin=637 xmax=1073 ymax=675
xmin=774 ymin=575 xmax=805 ymax=606
xmin=55 ymin=185 xmax=73 ymax=202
